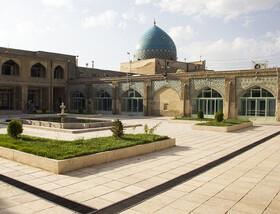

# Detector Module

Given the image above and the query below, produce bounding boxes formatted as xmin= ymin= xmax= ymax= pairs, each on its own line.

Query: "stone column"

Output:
xmin=64 ymin=86 xmax=69 ymax=112
xmin=15 ymin=86 xmax=21 ymax=110
xmin=40 ymin=87 xmax=43 ymax=110
xmin=180 ymin=80 xmax=185 ymax=117
xmin=86 ymin=83 xmax=93 ymax=113
xmin=49 ymin=86 xmax=53 ymax=111
xmin=276 ymin=74 xmax=280 ymax=121
xmin=183 ymin=78 xmax=191 ymax=117
xmin=112 ymin=82 xmax=120 ymax=114
xmin=224 ymin=77 xmax=237 ymax=119
xmin=144 ymin=81 xmax=152 ymax=116
xmin=22 ymin=85 xmax=28 ymax=112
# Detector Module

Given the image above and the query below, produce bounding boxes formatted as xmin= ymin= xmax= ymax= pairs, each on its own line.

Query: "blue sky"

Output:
xmin=0 ymin=0 xmax=280 ymax=71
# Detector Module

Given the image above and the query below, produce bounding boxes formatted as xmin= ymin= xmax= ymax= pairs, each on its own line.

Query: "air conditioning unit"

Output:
xmin=252 ymin=61 xmax=267 ymax=69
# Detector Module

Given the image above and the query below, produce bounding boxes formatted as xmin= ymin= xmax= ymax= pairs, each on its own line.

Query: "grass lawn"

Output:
xmin=0 ymin=134 xmax=169 ymax=160
xmin=174 ymin=117 xmax=211 ymax=121
xmin=196 ymin=119 xmax=250 ymax=127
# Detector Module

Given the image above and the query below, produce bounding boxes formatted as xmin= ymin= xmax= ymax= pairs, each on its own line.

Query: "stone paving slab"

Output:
xmin=126 ymin=133 xmax=280 ymax=213
xmin=0 ymin=116 xmax=280 ymax=213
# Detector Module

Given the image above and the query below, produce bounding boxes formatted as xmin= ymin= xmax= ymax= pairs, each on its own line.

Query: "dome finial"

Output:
xmin=154 ymin=18 xmax=156 ymax=26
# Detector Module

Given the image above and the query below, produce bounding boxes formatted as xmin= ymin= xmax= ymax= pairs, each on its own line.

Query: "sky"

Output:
xmin=0 ymin=0 xmax=280 ymax=71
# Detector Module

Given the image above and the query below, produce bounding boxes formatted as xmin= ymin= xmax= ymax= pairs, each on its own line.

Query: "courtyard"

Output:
xmin=0 ymin=115 xmax=279 ymax=213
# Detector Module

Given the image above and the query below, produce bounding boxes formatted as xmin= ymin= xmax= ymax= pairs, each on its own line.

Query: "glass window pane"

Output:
xmin=252 ymin=89 xmax=260 ymax=97
xmin=267 ymin=99 xmax=276 ymax=116
xmin=247 ymin=99 xmax=256 ymax=116
xmin=121 ymin=99 xmax=126 ymax=111
xmin=239 ymin=99 xmax=246 ymax=116
xmin=257 ymin=100 xmax=265 ymax=116
xmin=208 ymin=100 xmax=215 ymax=115
xmin=138 ymin=99 xmax=143 ymax=112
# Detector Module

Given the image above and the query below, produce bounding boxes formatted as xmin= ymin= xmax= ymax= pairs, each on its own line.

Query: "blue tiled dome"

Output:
xmin=134 ymin=24 xmax=177 ymax=61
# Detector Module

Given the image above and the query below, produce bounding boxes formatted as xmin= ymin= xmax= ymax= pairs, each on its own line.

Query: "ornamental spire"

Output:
xmin=154 ymin=18 xmax=156 ymax=26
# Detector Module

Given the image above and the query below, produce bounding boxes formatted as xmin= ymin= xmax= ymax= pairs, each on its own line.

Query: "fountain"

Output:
xmin=13 ymin=102 xmax=114 ymax=132
xmin=57 ymin=102 xmax=68 ymax=123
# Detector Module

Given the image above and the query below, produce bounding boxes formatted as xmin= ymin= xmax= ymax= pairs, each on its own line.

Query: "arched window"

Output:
xmin=94 ymin=90 xmax=112 ymax=112
xmin=54 ymin=65 xmax=64 ymax=79
xmin=70 ymin=91 xmax=85 ymax=110
xmin=1 ymin=60 xmax=19 ymax=75
xmin=121 ymin=89 xmax=143 ymax=114
xmin=31 ymin=63 xmax=46 ymax=77
xmin=239 ymin=87 xmax=275 ymax=117
xmin=192 ymin=88 xmax=223 ymax=116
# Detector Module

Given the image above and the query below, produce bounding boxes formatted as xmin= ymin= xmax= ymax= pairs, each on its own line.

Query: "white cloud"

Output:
xmin=119 ymin=9 xmax=146 ymax=29
xmin=242 ymin=17 xmax=253 ymax=27
xmin=82 ymin=10 xmax=118 ymax=28
xmin=158 ymin=0 xmax=280 ymax=21
xmin=179 ymin=33 xmax=280 ymax=70
xmin=136 ymin=13 xmax=146 ymax=23
xmin=168 ymin=25 xmax=197 ymax=43
xmin=135 ymin=0 xmax=150 ymax=5
xmin=118 ymin=21 xmax=126 ymax=29
xmin=16 ymin=21 xmax=55 ymax=34
xmin=41 ymin=0 xmax=73 ymax=9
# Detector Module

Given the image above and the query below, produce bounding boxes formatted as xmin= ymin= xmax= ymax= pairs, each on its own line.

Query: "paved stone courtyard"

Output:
xmin=0 ymin=115 xmax=280 ymax=213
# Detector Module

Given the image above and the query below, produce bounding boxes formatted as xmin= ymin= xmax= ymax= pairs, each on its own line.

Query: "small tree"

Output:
xmin=149 ymin=123 xmax=161 ymax=134
xmin=111 ymin=119 xmax=124 ymax=138
xmin=215 ymin=110 xmax=224 ymax=122
xmin=132 ymin=125 xmax=136 ymax=134
xmin=143 ymin=123 xmax=161 ymax=134
xmin=143 ymin=124 xmax=148 ymax=134
xmin=197 ymin=109 xmax=204 ymax=119
xmin=7 ymin=120 xmax=23 ymax=138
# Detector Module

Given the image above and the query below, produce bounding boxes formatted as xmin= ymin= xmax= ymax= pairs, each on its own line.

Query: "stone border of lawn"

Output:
xmin=0 ymin=138 xmax=175 ymax=174
xmin=168 ymin=119 xmax=209 ymax=124
xmin=191 ymin=121 xmax=253 ymax=132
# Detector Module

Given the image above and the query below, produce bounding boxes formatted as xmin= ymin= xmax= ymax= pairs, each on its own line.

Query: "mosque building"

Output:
xmin=0 ymin=23 xmax=279 ymax=121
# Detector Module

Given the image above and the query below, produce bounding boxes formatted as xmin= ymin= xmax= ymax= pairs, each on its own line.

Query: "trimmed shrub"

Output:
xmin=7 ymin=120 xmax=23 ymax=138
xmin=78 ymin=107 xmax=83 ymax=114
xmin=111 ymin=119 xmax=124 ymax=138
xmin=197 ymin=110 xmax=204 ymax=119
xmin=42 ymin=106 xmax=47 ymax=114
xmin=215 ymin=110 xmax=224 ymax=122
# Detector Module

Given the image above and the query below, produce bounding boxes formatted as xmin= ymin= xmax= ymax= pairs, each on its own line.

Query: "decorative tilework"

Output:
xmin=190 ymin=78 xmax=225 ymax=98
xmin=236 ymin=77 xmax=278 ymax=97
xmin=92 ymin=83 xmax=113 ymax=96
xmin=152 ymin=80 xmax=181 ymax=96
xmin=119 ymin=82 xmax=144 ymax=97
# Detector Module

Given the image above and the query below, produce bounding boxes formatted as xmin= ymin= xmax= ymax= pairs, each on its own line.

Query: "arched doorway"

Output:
xmin=70 ymin=91 xmax=85 ymax=111
xmin=238 ymin=86 xmax=276 ymax=118
xmin=192 ymin=88 xmax=223 ymax=117
xmin=152 ymin=87 xmax=180 ymax=116
xmin=94 ymin=90 xmax=112 ymax=113
xmin=121 ymin=89 xmax=143 ymax=115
